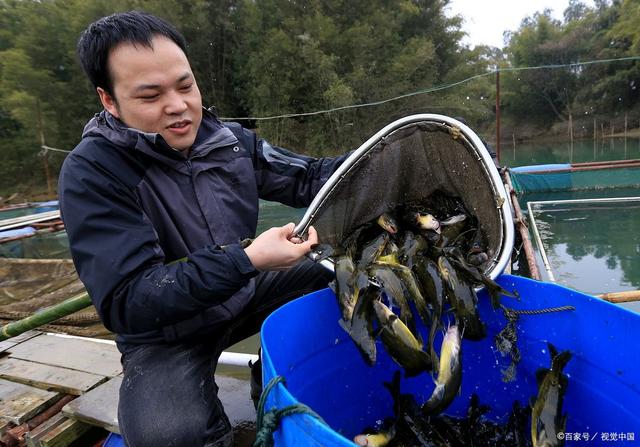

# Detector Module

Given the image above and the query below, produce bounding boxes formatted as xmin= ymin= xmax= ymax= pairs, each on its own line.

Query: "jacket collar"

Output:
xmin=82 ymin=108 xmax=238 ymax=170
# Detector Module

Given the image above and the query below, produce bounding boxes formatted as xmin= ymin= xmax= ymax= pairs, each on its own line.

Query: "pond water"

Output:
xmin=527 ymin=196 xmax=640 ymax=314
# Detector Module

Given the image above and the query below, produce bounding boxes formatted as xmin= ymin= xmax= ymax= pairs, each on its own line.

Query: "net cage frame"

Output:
xmin=527 ymin=196 xmax=640 ymax=282
xmin=294 ymin=114 xmax=514 ymax=281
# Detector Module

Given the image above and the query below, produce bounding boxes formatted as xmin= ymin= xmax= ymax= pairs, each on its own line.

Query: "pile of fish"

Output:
xmin=320 ymin=192 xmax=573 ymax=446
xmin=329 ymin=193 xmax=517 ymax=383
xmin=353 ymin=343 xmax=572 ymax=447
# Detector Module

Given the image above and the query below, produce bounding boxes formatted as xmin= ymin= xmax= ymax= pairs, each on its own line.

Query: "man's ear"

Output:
xmin=97 ymin=87 xmax=120 ymax=118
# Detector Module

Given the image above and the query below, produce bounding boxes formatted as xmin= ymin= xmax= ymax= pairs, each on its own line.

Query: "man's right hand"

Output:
xmin=244 ymin=223 xmax=319 ymax=271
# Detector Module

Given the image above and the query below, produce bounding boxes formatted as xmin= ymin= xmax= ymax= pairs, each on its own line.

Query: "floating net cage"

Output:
xmin=527 ymin=196 xmax=640 ymax=291
xmin=295 ymin=114 xmax=514 ymax=280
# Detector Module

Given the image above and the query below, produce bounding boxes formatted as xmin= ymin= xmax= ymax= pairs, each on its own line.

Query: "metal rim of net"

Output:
xmin=294 ymin=114 xmax=514 ymax=281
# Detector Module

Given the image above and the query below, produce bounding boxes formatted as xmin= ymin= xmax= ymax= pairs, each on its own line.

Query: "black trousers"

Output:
xmin=118 ymin=259 xmax=332 ymax=447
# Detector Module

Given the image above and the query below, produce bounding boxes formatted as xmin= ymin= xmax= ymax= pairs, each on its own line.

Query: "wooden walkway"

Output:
xmin=0 ymin=332 xmax=256 ymax=446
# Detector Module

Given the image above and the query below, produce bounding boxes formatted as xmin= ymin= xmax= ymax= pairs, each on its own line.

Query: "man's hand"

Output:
xmin=244 ymin=223 xmax=318 ymax=271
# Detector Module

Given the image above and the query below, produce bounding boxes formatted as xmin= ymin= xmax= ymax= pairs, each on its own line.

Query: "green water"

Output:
xmin=499 ymin=137 xmax=640 ymax=167
xmin=528 ymin=197 xmax=640 ymax=312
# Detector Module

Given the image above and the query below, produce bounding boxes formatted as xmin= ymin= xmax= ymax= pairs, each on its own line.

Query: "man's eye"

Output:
xmin=139 ymin=94 xmax=159 ymax=100
xmin=180 ymin=84 xmax=193 ymax=92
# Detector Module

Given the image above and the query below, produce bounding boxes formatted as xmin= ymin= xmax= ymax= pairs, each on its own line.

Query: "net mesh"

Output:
xmin=303 ymin=119 xmax=505 ymax=272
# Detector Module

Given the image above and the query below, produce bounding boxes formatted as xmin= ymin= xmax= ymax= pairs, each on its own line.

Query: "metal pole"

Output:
xmin=496 ymin=69 xmax=501 ymax=163
xmin=36 ymin=99 xmax=54 ymax=198
xmin=526 ymin=201 xmax=555 ymax=282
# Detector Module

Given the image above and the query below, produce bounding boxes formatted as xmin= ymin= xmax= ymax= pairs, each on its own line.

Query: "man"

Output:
xmin=60 ymin=11 xmax=349 ymax=447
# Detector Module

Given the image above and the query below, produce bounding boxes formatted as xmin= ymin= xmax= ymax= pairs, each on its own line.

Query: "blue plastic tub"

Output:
xmin=261 ymin=274 xmax=640 ymax=446
xmin=102 ymin=433 xmax=124 ymax=447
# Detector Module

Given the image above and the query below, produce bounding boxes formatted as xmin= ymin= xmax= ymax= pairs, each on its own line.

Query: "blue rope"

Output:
xmin=253 ymin=376 xmax=328 ymax=447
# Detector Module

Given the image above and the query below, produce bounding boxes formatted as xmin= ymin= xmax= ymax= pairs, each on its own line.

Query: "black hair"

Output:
xmin=77 ymin=11 xmax=187 ymax=96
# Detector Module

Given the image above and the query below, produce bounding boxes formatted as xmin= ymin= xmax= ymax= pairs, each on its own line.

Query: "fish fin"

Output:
xmin=433 ymin=384 xmax=445 ymax=400
xmin=548 ymin=342 xmax=559 ymax=361
xmin=338 ymin=318 xmax=351 ymax=335
xmin=553 ymin=350 xmax=573 ymax=372
xmin=355 ymin=271 xmax=370 ymax=290
xmin=535 ymin=368 xmax=548 ymax=387
xmin=561 ymin=413 xmax=568 ymax=433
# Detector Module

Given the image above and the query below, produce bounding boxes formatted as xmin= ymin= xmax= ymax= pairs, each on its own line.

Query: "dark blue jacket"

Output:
xmin=59 ymin=109 xmax=348 ymax=351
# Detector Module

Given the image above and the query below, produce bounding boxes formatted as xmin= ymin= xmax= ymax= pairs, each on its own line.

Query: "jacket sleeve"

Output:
xmin=59 ymin=149 xmax=258 ymax=336
xmin=225 ymin=122 xmax=351 ymax=208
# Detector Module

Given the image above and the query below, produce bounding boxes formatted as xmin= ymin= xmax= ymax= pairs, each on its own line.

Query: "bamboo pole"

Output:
xmin=503 ymin=171 xmax=541 ymax=280
xmin=0 ymin=292 xmax=92 ymax=341
xmin=597 ymin=290 xmax=640 ymax=303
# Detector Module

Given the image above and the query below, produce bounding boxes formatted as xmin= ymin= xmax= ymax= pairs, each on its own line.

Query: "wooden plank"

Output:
xmin=0 ymin=358 xmax=107 ymax=395
xmin=27 ymin=415 xmax=91 ymax=447
xmin=0 ymin=378 xmax=60 ymax=424
xmin=25 ymin=413 xmax=67 ymax=447
xmin=0 ymin=331 xmax=41 ymax=354
xmin=62 ymin=377 xmax=120 ymax=434
xmin=8 ymin=334 xmax=122 ymax=377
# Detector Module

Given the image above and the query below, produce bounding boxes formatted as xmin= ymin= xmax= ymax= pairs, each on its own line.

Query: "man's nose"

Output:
xmin=164 ymin=90 xmax=188 ymax=115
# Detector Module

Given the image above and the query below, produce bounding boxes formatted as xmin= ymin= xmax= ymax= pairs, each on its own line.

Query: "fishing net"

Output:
xmin=0 ymin=258 xmax=109 ymax=338
xmin=297 ymin=115 xmax=513 ymax=278
xmin=0 ymin=230 xmax=71 ymax=259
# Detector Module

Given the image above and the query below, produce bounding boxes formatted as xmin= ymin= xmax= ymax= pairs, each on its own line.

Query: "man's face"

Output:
xmin=97 ymin=35 xmax=203 ymax=152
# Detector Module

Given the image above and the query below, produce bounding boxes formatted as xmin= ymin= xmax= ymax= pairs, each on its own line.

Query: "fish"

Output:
xmin=437 ymin=220 xmax=470 ymax=248
xmin=413 ymin=257 xmax=446 ymax=373
xmin=377 ymin=212 xmax=399 ymax=234
xmin=357 ymin=233 xmax=389 ymax=269
xmin=373 ymin=300 xmax=431 ymax=377
xmin=353 ymin=429 xmax=395 ymax=447
xmin=444 ymin=246 xmax=519 ymax=309
xmin=332 ymin=255 xmax=359 ymax=322
xmin=374 ymin=259 xmax=432 ymax=333
xmin=339 ymin=286 xmax=379 ymax=366
xmin=398 ymin=230 xmax=428 ymax=269
xmin=440 ymin=214 xmax=467 ymax=226
xmin=467 ymin=251 xmax=489 ymax=266
xmin=415 ymin=212 xmax=441 ymax=233
xmin=422 ymin=324 xmax=462 ymax=416
xmin=531 ymin=343 xmax=571 ymax=447
xmin=368 ymin=264 xmax=419 ymax=338
xmin=437 ymin=256 xmax=486 ymax=341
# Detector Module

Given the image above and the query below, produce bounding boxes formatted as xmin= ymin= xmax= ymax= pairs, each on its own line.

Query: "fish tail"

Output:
xmin=548 ymin=342 xmax=572 ymax=371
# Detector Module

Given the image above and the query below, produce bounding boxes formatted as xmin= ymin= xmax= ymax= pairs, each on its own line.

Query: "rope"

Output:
xmin=495 ymin=304 xmax=575 ymax=382
xmin=40 ymin=145 xmax=71 ymax=154
xmin=253 ymin=375 xmax=328 ymax=447
xmin=501 ymin=305 xmax=576 ymax=316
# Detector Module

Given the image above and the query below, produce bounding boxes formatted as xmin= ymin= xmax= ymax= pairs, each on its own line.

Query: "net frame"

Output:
xmin=295 ymin=114 xmax=514 ymax=280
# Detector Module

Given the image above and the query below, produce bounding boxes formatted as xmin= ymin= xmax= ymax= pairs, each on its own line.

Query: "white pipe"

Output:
xmin=0 ymin=210 xmax=61 ymax=231
xmin=218 ymin=351 xmax=259 ymax=367
xmin=527 ymin=201 xmax=556 ymax=282
xmin=46 ymin=332 xmax=257 ymax=367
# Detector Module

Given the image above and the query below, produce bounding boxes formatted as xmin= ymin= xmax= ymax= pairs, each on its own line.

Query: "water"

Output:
xmin=527 ymin=196 xmax=640 ymax=313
